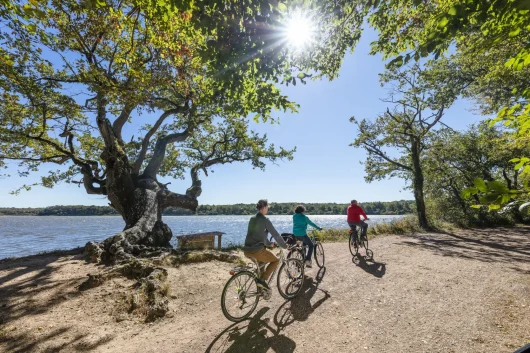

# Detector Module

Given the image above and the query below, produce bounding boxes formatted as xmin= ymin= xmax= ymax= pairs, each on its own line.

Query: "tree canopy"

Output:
xmin=0 ymin=0 xmax=367 ymax=199
xmin=424 ymin=123 xmax=530 ymax=223
xmin=365 ymin=0 xmax=530 ymax=209
xmin=0 ymin=0 xmax=372 ymax=260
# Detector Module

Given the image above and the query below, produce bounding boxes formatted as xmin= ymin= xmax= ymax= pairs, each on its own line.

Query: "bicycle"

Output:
xmin=221 ymin=243 xmax=305 ymax=322
xmin=285 ymin=229 xmax=325 ymax=268
xmin=348 ymin=223 xmax=373 ymax=260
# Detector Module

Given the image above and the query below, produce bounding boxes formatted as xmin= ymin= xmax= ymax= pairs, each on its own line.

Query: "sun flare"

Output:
xmin=285 ymin=12 xmax=314 ymax=48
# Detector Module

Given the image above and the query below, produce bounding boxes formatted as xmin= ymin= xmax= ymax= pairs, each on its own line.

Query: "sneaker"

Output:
xmin=260 ymin=288 xmax=272 ymax=300
xmin=255 ymin=277 xmax=270 ymax=290
xmin=305 ymin=260 xmax=313 ymax=268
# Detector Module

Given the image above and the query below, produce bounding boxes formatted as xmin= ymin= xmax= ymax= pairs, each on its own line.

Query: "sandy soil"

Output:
xmin=0 ymin=227 xmax=529 ymax=353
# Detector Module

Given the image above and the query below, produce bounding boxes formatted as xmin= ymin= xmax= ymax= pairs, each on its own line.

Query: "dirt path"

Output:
xmin=1 ymin=228 xmax=529 ymax=353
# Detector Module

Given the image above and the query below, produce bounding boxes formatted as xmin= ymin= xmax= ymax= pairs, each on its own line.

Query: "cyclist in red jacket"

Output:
xmin=347 ymin=200 xmax=369 ymax=247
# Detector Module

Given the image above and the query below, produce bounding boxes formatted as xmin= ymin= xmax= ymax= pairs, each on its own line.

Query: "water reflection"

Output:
xmin=0 ymin=215 xmax=402 ymax=259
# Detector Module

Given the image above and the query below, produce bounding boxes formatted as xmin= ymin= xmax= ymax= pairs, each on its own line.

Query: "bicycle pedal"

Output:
xmin=259 ymin=288 xmax=272 ymax=300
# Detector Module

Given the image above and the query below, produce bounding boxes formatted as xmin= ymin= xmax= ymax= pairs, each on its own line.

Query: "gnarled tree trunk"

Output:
xmin=84 ymin=97 xmax=201 ymax=263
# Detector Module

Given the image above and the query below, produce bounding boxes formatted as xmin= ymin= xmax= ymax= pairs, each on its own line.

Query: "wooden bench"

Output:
xmin=175 ymin=231 xmax=226 ymax=250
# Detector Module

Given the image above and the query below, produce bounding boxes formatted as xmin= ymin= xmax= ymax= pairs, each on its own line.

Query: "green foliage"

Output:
xmin=0 ymin=200 xmax=416 ymax=216
xmin=351 ymin=63 xmax=456 ymax=180
xmin=369 ymin=0 xmax=529 ymax=67
xmin=423 ymin=123 xmax=530 ymax=225
xmin=368 ymin=0 xmax=530 ymax=208
xmin=0 ymin=0 xmax=367 ymax=199
xmin=351 ymin=63 xmax=458 ymax=228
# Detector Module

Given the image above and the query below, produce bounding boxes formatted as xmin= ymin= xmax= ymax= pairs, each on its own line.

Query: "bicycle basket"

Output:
xmin=280 ymin=233 xmax=296 ymax=246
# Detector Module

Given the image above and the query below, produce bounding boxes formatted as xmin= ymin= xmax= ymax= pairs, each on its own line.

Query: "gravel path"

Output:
xmin=1 ymin=227 xmax=529 ymax=352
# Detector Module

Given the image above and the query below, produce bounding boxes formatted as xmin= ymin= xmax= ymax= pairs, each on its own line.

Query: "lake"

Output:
xmin=0 ymin=214 xmax=403 ymax=259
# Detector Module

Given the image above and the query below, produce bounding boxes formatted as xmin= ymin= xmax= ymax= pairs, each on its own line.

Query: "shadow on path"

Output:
xmin=207 ymin=266 xmax=330 ymax=353
xmin=352 ymin=255 xmax=386 ymax=278
xmin=397 ymin=227 xmax=530 ymax=273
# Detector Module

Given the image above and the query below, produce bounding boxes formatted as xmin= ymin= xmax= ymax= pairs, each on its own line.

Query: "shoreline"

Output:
xmin=0 ymin=213 xmax=407 ymax=217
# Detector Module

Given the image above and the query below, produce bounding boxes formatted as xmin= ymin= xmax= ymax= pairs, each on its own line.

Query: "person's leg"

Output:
xmin=360 ymin=221 xmax=368 ymax=238
xmin=301 ymin=235 xmax=314 ymax=261
xmin=251 ymin=248 xmax=279 ymax=281
xmin=348 ymin=222 xmax=360 ymax=243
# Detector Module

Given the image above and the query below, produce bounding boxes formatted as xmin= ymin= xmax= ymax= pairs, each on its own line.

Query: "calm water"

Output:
xmin=0 ymin=215 xmax=403 ymax=259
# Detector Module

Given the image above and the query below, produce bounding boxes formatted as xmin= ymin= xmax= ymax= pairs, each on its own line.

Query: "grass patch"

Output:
xmin=370 ymin=215 xmax=423 ymax=235
xmin=313 ymin=215 xmax=460 ymax=242
xmin=313 ymin=228 xmax=350 ymax=242
xmin=220 ymin=242 xmax=243 ymax=252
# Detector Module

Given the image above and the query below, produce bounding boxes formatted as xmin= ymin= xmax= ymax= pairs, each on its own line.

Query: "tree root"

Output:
xmin=77 ymin=258 xmax=169 ymax=322
xmin=78 ymin=250 xmax=242 ymax=322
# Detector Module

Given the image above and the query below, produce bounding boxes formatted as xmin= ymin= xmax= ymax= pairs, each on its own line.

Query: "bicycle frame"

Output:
xmin=349 ymin=221 xmax=369 ymax=239
xmin=308 ymin=229 xmax=320 ymax=245
xmin=292 ymin=230 xmax=319 ymax=253
xmin=248 ymin=247 xmax=288 ymax=286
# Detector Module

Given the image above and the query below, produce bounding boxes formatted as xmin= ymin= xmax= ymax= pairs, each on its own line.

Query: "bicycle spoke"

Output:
xmin=315 ymin=242 xmax=325 ymax=268
xmin=277 ymin=259 xmax=304 ymax=299
xmin=221 ymin=272 xmax=260 ymax=322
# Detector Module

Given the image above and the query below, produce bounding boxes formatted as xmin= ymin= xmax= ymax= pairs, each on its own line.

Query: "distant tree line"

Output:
xmin=0 ymin=200 xmax=415 ymax=216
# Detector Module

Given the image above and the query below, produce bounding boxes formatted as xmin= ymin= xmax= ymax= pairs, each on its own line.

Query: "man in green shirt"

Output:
xmin=244 ymin=199 xmax=288 ymax=290
xmin=292 ymin=204 xmax=322 ymax=268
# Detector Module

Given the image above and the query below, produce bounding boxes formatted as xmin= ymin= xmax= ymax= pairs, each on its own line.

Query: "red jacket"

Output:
xmin=347 ymin=205 xmax=367 ymax=222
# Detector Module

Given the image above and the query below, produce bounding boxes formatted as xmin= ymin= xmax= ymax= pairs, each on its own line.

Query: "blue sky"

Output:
xmin=0 ymin=28 xmax=485 ymax=208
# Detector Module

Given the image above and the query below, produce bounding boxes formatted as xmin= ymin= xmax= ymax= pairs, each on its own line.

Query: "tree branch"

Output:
xmin=141 ymin=128 xmax=191 ymax=179
xmin=0 ymin=155 xmax=69 ymax=164
xmin=160 ymin=190 xmax=199 ymax=211
xmin=423 ymin=105 xmax=445 ymax=133
xmin=132 ymin=108 xmax=181 ymax=175
xmin=112 ymin=104 xmax=135 ymax=143
xmin=364 ymin=144 xmax=413 ymax=172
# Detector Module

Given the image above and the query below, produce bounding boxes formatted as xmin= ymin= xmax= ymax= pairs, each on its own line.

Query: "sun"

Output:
xmin=284 ymin=12 xmax=314 ymax=48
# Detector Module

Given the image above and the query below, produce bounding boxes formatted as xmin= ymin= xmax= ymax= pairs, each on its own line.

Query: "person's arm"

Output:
xmin=360 ymin=207 xmax=368 ymax=220
xmin=305 ymin=215 xmax=322 ymax=230
xmin=263 ymin=231 xmax=272 ymax=247
xmin=265 ymin=218 xmax=288 ymax=249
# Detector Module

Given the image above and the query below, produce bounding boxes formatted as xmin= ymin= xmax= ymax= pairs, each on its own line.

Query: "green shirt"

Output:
xmin=244 ymin=212 xmax=287 ymax=252
xmin=292 ymin=213 xmax=320 ymax=237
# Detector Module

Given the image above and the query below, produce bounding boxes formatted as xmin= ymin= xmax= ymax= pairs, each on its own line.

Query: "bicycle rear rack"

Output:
xmin=247 ymin=257 xmax=267 ymax=277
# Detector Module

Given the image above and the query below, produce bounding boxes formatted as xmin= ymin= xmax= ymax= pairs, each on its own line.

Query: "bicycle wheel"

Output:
xmin=361 ymin=236 xmax=373 ymax=259
xmin=277 ymin=258 xmax=305 ymax=299
xmin=314 ymin=242 xmax=325 ymax=268
xmin=349 ymin=233 xmax=359 ymax=257
xmin=221 ymin=271 xmax=260 ymax=322
xmin=360 ymin=236 xmax=367 ymax=251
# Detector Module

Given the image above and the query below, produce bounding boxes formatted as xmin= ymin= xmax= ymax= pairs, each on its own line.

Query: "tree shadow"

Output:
xmin=205 ymin=307 xmax=296 ymax=353
xmin=273 ymin=266 xmax=331 ymax=329
xmin=0 ymin=325 xmax=114 ymax=353
xmin=352 ymin=256 xmax=386 ymax=278
xmin=0 ymin=253 xmax=88 ymax=324
xmin=397 ymin=227 xmax=530 ymax=273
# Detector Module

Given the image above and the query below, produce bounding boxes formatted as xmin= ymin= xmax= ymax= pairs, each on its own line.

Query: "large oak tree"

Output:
xmin=0 ymin=0 xmax=367 ymax=261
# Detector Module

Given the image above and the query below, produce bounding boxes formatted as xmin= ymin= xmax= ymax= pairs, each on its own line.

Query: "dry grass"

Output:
xmin=314 ymin=215 xmax=461 ymax=243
